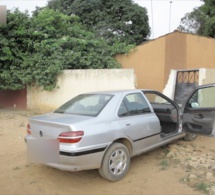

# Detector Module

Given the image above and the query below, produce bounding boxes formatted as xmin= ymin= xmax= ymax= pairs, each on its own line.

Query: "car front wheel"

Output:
xmin=99 ymin=143 xmax=130 ymax=182
xmin=183 ymin=133 xmax=197 ymax=141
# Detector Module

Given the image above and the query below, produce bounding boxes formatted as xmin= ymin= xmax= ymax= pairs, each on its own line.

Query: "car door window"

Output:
xmin=55 ymin=94 xmax=112 ymax=116
xmin=183 ymin=85 xmax=215 ymax=136
xmin=143 ymin=91 xmax=179 ymax=125
xmin=186 ymin=87 xmax=215 ymax=108
xmin=118 ymin=93 xmax=151 ymax=117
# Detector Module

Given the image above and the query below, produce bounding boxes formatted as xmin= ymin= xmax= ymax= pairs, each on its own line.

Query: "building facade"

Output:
xmin=115 ymin=31 xmax=215 ymax=92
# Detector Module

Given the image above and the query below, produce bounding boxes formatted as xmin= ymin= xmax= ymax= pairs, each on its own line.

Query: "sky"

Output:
xmin=0 ymin=0 xmax=204 ymax=39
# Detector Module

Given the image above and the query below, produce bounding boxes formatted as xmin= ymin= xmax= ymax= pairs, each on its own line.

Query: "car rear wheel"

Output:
xmin=99 ymin=143 xmax=130 ymax=182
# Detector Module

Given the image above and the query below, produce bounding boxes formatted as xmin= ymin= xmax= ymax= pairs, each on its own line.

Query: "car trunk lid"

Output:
xmin=28 ymin=113 xmax=92 ymax=139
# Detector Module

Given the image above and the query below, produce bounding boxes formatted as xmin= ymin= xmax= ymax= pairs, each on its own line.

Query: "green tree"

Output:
xmin=0 ymin=8 xmax=132 ymax=91
xmin=203 ymin=0 xmax=215 ymax=37
xmin=178 ymin=0 xmax=215 ymax=38
xmin=47 ymin=0 xmax=150 ymax=45
xmin=0 ymin=9 xmax=32 ymax=90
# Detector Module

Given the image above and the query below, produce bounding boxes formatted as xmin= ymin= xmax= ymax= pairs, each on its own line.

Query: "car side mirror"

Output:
xmin=191 ymin=102 xmax=199 ymax=108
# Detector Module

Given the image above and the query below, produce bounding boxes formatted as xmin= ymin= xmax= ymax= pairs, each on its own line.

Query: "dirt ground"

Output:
xmin=0 ymin=108 xmax=214 ymax=195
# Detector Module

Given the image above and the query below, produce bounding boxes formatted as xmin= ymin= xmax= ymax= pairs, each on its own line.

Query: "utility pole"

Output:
xmin=151 ymin=0 xmax=154 ymax=39
xmin=169 ymin=1 xmax=172 ymax=33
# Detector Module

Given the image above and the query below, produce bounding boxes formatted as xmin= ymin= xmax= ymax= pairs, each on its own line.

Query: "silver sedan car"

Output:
xmin=25 ymin=83 xmax=215 ymax=181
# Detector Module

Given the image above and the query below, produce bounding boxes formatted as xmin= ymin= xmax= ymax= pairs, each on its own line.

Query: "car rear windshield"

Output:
xmin=54 ymin=94 xmax=113 ymax=116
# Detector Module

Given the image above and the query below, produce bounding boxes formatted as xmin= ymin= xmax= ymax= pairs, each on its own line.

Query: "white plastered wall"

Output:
xmin=162 ymin=69 xmax=177 ymax=100
xmin=199 ymin=68 xmax=215 ymax=85
xmin=27 ymin=69 xmax=136 ymax=112
xmin=163 ymin=68 xmax=215 ymax=101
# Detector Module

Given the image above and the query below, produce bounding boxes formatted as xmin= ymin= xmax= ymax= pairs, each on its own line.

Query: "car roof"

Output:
xmin=83 ymin=89 xmax=144 ymax=95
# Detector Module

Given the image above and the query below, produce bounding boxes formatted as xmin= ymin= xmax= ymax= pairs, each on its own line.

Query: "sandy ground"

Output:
xmin=0 ymin=108 xmax=214 ymax=195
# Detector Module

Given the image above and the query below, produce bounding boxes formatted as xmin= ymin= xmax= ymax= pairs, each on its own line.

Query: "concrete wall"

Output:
xmin=115 ymin=31 xmax=215 ymax=92
xmin=199 ymin=68 xmax=215 ymax=85
xmin=27 ymin=69 xmax=136 ymax=112
xmin=187 ymin=35 xmax=215 ymax=69
xmin=195 ymin=69 xmax=215 ymax=108
xmin=115 ymin=38 xmax=166 ymax=91
xmin=164 ymin=33 xmax=187 ymax=85
xmin=162 ymin=69 xmax=177 ymax=99
xmin=162 ymin=68 xmax=215 ymax=101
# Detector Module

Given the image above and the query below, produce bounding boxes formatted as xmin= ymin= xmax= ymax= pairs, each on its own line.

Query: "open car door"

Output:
xmin=182 ymin=83 xmax=215 ymax=136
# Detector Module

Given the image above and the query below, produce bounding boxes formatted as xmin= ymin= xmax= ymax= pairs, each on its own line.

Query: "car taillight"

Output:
xmin=58 ymin=131 xmax=84 ymax=143
xmin=27 ymin=124 xmax=31 ymax=135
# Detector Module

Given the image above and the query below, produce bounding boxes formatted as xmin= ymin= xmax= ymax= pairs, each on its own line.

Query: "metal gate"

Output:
xmin=174 ymin=70 xmax=199 ymax=105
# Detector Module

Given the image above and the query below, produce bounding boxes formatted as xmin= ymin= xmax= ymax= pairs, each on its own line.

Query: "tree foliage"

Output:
xmin=0 ymin=9 xmax=32 ymax=90
xmin=0 ymin=8 xmax=133 ymax=91
xmin=47 ymin=0 xmax=150 ymax=45
xmin=178 ymin=0 xmax=215 ymax=38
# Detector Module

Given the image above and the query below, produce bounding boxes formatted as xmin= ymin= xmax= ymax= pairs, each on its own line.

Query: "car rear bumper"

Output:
xmin=47 ymin=149 xmax=106 ymax=171
xmin=25 ymin=135 xmax=108 ymax=171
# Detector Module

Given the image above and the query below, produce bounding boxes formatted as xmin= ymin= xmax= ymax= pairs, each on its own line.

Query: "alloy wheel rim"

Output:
xmin=109 ymin=149 xmax=127 ymax=175
xmin=191 ymin=134 xmax=197 ymax=138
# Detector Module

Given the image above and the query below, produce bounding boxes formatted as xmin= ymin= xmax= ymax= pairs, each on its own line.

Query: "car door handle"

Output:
xmin=126 ymin=123 xmax=131 ymax=126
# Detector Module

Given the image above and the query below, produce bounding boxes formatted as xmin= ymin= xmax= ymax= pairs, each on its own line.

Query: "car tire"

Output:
xmin=183 ymin=133 xmax=197 ymax=141
xmin=99 ymin=143 xmax=130 ymax=182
